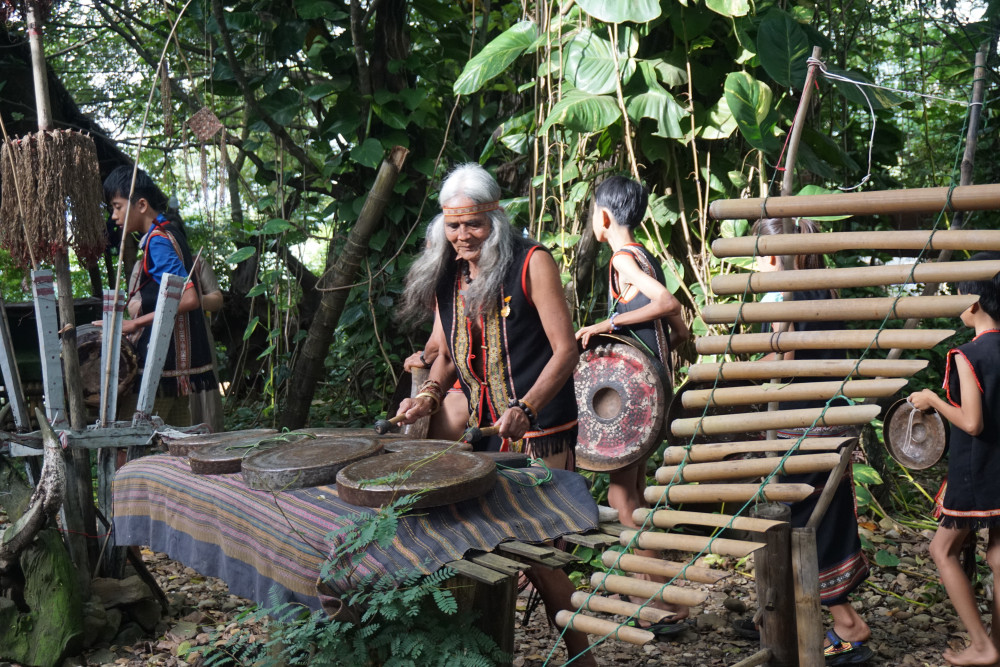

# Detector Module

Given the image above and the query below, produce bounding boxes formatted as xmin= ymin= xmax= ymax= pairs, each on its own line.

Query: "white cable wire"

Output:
xmin=807 ymin=56 xmax=970 ymax=107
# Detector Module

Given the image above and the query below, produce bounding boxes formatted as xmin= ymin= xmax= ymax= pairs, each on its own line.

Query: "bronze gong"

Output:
xmin=188 ymin=432 xmax=307 ymax=475
xmin=336 ymin=450 xmax=497 ymax=509
xmin=164 ymin=428 xmax=278 ymax=457
xmin=381 ymin=438 xmax=472 ymax=454
xmin=883 ymin=398 xmax=948 ymax=470
xmin=242 ymin=436 xmax=383 ymax=491
xmin=574 ymin=334 xmax=669 ymax=472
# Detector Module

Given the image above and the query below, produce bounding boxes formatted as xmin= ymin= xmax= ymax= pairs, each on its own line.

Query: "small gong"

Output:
xmin=189 ymin=432 xmax=300 ymax=475
xmin=164 ymin=428 xmax=278 ymax=457
xmin=299 ymin=427 xmax=406 ymax=440
xmin=574 ymin=335 xmax=669 ymax=471
xmin=884 ymin=399 xmax=948 ymax=470
xmin=381 ymin=438 xmax=472 ymax=454
xmin=242 ymin=436 xmax=383 ymax=491
xmin=336 ymin=450 xmax=496 ymax=509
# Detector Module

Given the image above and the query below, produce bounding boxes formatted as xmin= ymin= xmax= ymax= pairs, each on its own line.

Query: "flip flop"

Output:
xmin=625 ymin=617 xmax=690 ymax=639
xmin=731 ymin=617 xmax=760 ymax=639
xmin=824 ymin=629 xmax=874 ymax=665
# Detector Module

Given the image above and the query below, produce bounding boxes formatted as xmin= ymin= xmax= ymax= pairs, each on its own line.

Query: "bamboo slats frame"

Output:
xmin=695 ymin=329 xmax=954 ymax=354
xmin=681 ymin=379 xmax=908 ymax=408
xmin=712 ymin=229 xmax=1000 ymax=256
xmin=701 ymin=294 xmax=977 ymax=324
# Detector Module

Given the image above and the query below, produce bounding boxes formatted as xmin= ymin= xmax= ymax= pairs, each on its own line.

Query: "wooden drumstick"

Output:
xmin=373 ymin=414 xmax=407 ymax=435
xmin=462 ymin=425 xmax=500 ymax=444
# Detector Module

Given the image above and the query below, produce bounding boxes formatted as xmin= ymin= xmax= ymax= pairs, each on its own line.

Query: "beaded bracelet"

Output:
xmin=508 ymin=398 xmax=538 ymax=428
xmin=608 ymin=311 xmax=620 ymax=332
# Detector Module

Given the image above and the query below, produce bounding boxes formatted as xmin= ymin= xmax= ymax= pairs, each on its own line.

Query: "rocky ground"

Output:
xmin=37 ymin=514 xmax=982 ymax=667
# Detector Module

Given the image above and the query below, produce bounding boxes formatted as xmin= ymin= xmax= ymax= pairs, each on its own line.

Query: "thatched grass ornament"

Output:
xmin=0 ymin=130 xmax=107 ymax=267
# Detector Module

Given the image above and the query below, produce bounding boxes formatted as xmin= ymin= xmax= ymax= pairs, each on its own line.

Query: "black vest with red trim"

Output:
xmin=610 ymin=243 xmax=670 ymax=367
xmin=135 ymin=215 xmax=216 ymax=397
xmin=436 ymin=238 xmax=577 ymax=454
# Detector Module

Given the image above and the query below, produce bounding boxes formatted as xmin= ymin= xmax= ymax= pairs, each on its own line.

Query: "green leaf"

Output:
xmin=625 ymin=61 xmax=687 ymax=138
xmin=243 ymin=316 xmax=260 ymax=341
xmin=303 ymin=79 xmax=349 ymax=101
xmin=541 ymin=90 xmax=621 ymax=133
xmin=827 ymin=66 xmax=904 ymax=110
xmin=563 ymin=29 xmax=635 ymax=96
xmin=575 ymin=0 xmax=661 ymax=23
xmin=294 ymin=0 xmax=345 ymax=19
xmin=351 ymin=138 xmax=384 ymax=169
xmin=226 ymin=246 xmax=256 ymax=264
xmin=874 ymin=550 xmax=900 ymax=568
xmin=698 ymin=95 xmax=737 ymax=140
xmin=724 ymin=72 xmax=776 ymax=152
xmin=256 ymin=218 xmax=294 ymax=235
xmin=757 ymin=10 xmax=811 ymax=89
xmin=704 ymin=0 xmax=750 ymax=17
xmin=852 ymin=463 xmax=883 ymax=486
xmin=246 ymin=283 xmax=268 ymax=298
xmin=453 ymin=21 xmax=537 ymax=95
xmin=796 ymin=185 xmax=853 ymax=221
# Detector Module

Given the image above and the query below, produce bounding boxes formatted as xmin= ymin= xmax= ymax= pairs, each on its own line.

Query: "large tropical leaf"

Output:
xmin=757 ymin=10 xmax=811 ymax=89
xmin=454 ymin=21 xmax=537 ymax=95
xmin=563 ymin=28 xmax=636 ymax=95
xmin=698 ymin=96 xmax=737 ymax=140
xmin=724 ymin=72 xmax=776 ymax=152
xmin=704 ymin=0 xmax=750 ymax=17
xmin=625 ymin=62 xmax=688 ymax=138
xmin=541 ymin=90 xmax=621 ymax=133
xmin=575 ymin=0 xmax=661 ymax=23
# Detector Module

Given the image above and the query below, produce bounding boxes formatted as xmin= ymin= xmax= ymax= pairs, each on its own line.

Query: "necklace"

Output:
xmin=462 ymin=261 xmax=474 ymax=284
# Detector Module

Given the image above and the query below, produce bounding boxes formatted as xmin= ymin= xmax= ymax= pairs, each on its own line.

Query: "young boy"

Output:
xmin=103 ymin=166 xmax=216 ymax=426
xmin=910 ymin=251 xmax=1000 ymax=666
xmin=575 ymin=175 xmax=690 ymax=633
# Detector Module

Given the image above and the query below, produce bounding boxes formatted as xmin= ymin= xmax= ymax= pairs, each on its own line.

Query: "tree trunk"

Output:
xmin=279 ymin=147 xmax=408 ymax=429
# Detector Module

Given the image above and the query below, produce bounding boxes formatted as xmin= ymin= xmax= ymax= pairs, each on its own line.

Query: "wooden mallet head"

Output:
xmin=373 ymin=414 xmax=406 ymax=435
xmin=462 ymin=425 xmax=500 ymax=444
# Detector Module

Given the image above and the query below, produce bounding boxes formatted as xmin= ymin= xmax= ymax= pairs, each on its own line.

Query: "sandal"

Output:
xmin=731 ymin=617 xmax=760 ymax=639
xmin=824 ymin=629 xmax=874 ymax=665
xmin=624 ymin=617 xmax=690 ymax=639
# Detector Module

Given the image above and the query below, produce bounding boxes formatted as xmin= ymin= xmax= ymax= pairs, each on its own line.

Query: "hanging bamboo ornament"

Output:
xmin=644 ymin=482 xmax=814 ymax=505
xmin=620 ymin=531 xmax=763 ymax=559
xmin=662 ymin=438 xmax=850 ymax=464
xmin=671 ymin=405 xmax=880 ymax=438
xmin=590 ymin=572 xmax=710 ymax=606
xmin=554 ymin=610 xmax=653 ymax=645
xmin=702 ymin=295 xmax=977 ymax=325
xmin=600 ymin=551 xmax=730 ymax=584
xmin=713 ymin=229 xmax=1000 ymax=257
xmin=712 ymin=260 xmax=1000 ymax=295
xmin=695 ymin=329 xmax=954 ymax=355
xmin=681 ymin=379 xmax=907 ymax=408
xmin=570 ymin=591 xmax=677 ymax=624
xmin=708 ymin=184 xmax=1000 ymax=221
xmin=655 ymin=453 xmax=840 ymax=484
xmin=633 ymin=509 xmax=784 ymax=534
xmin=688 ymin=359 xmax=927 ymax=381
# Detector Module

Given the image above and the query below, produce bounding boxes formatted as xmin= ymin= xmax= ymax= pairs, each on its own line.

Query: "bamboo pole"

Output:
xmin=712 ymin=260 xmax=999 ymax=295
xmin=600 ymin=551 xmax=730 ymax=584
xmin=681 ymin=378 xmax=907 ymax=408
xmin=662 ymin=438 xmax=850 ymax=464
xmin=620 ymin=531 xmax=763 ymax=558
xmin=554 ymin=610 xmax=653 ymax=646
xmin=656 ymin=453 xmax=840 ymax=484
xmin=590 ymin=572 xmax=709 ymax=606
xmin=644 ymin=482 xmax=814 ymax=505
xmin=634 ymin=508 xmax=784 ymax=533
xmin=708 ymin=184 xmax=1000 ymax=221
xmin=688 ymin=358 xmax=927 ymax=381
xmin=702 ymin=294 xmax=977 ymax=324
xmin=792 ymin=527 xmax=824 ymax=667
xmin=731 ymin=650 xmax=772 ymax=667
xmin=670 ymin=405 xmax=880 ymax=438
xmin=713 ymin=229 xmax=1000 ymax=256
xmin=695 ymin=329 xmax=954 ymax=355
xmin=570 ymin=592 xmax=676 ymax=624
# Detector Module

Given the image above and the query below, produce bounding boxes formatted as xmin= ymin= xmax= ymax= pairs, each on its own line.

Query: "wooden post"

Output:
xmin=31 ymin=270 xmax=66 ymax=427
xmin=99 ymin=289 xmax=127 ymax=425
xmin=134 ymin=273 xmax=185 ymax=422
xmin=401 ymin=367 xmax=430 ymax=438
xmin=447 ymin=573 xmax=515 ymax=666
xmin=756 ymin=522 xmax=797 ymax=667
xmin=792 ymin=527 xmax=824 ymax=667
xmin=0 ymin=296 xmax=30 ymax=431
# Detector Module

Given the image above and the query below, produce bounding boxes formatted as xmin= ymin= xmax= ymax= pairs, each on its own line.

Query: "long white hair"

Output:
xmin=400 ymin=163 xmax=517 ymax=323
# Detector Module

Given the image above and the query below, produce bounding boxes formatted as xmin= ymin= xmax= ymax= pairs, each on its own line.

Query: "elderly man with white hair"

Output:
xmin=397 ymin=163 xmax=595 ymax=665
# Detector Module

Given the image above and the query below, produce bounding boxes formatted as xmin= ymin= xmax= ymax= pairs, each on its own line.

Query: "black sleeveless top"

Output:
xmin=134 ymin=216 xmax=216 ymax=397
xmin=609 ymin=243 xmax=671 ymax=368
xmin=436 ymin=237 xmax=577 ymax=455
xmin=778 ymin=289 xmax=848 ymax=411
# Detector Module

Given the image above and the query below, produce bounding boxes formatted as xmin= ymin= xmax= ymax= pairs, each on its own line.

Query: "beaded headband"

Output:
xmin=441 ymin=201 xmax=500 ymax=219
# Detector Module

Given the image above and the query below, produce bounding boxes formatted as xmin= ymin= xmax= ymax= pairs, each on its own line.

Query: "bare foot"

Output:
xmin=943 ymin=643 xmax=1000 ymax=666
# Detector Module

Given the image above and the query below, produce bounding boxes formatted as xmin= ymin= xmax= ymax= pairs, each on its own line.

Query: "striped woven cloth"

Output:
xmin=113 ymin=454 xmax=598 ymax=610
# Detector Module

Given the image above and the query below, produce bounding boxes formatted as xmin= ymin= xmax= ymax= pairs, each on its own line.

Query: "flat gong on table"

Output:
xmin=164 ymin=428 xmax=278 ymax=457
xmin=189 ymin=432 xmax=303 ymax=474
xmin=381 ymin=438 xmax=472 ymax=454
xmin=574 ymin=334 xmax=669 ymax=472
xmin=336 ymin=450 xmax=496 ymax=509
xmin=299 ymin=427 xmax=406 ymax=440
xmin=242 ymin=436 xmax=383 ymax=491
xmin=884 ymin=398 xmax=948 ymax=470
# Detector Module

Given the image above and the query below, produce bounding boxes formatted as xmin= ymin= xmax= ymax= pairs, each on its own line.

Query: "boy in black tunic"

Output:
xmin=910 ymin=251 xmax=1000 ymax=667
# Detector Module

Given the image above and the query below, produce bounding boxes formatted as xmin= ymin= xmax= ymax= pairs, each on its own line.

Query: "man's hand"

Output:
xmin=403 ymin=350 xmax=429 ymax=372
xmin=495 ymin=405 xmax=530 ymax=441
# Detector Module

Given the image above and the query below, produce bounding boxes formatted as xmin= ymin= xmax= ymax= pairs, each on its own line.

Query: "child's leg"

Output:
xmin=987 ymin=528 xmax=1000 ymax=652
xmin=607 ymin=460 xmax=688 ymax=620
xmin=930 ymin=524 xmax=998 ymax=665
xmin=829 ymin=601 xmax=870 ymax=643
